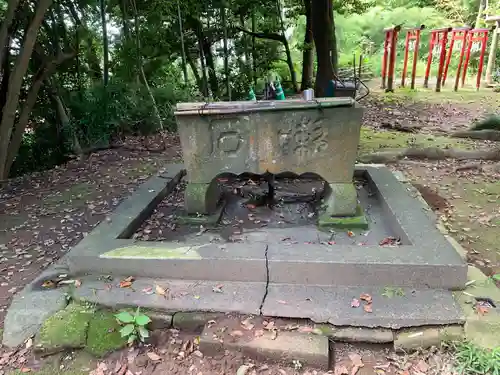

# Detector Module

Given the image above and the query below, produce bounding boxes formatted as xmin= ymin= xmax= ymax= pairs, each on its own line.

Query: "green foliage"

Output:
xmin=471 ymin=115 xmax=500 ymax=131
xmin=115 ymin=308 xmax=152 ymax=345
xmin=66 ymin=81 xmax=192 ymax=149
xmin=453 ymin=341 xmax=500 ymax=375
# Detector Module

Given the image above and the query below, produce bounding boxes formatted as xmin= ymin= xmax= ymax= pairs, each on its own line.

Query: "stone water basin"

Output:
xmin=174 ymin=98 xmax=363 ymax=221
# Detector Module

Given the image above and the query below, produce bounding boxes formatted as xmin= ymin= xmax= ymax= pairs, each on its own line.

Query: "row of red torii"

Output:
xmin=381 ymin=19 xmax=500 ymax=92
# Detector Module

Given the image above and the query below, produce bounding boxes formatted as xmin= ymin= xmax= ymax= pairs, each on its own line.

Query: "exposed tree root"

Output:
xmin=359 ymin=147 xmax=500 ymax=164
xmin=451 ymin=130 xmax=500 ymax=141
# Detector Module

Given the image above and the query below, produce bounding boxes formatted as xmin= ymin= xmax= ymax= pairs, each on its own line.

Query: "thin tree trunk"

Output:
xmin=475 ymin=0 xmax=487 ymax=29
xmin=311 ymin=0 xmax=335 ymax=97
xmin=203 ymin=38 xmax=218 ymax=98
xmin=131 ymin=0 xmax=163 ymax=131
xmin=5 ymin=52 xmax=75 ymax=173
xmin=187 ymin=54 xmax=203 ymax=93
xmin=301 ymin=0 xmax=314 ymax=91
xmin=176 ymin=0 xmax=188 ymax=85
xmin=251 ymin=10 xmax=257 ymax=88
xmin=119 ymin=0 xmax=130 ymax=40
xmin=276 ymin=0 xmax=298 ymax=92
xmin=198 ymin=36 xmax=209 ymax=98
xmin=0 ymin=0 xmax=53 ymax=179
xmin=54 ymin=92 xmax=82 ymax=156
xmin=100 ymin=0 xmax=109 ymax=85
xmin=485 ymin=23 xmax=499 ymax=86
xmin=222 ymin=6 xmax=231 ymax=100
xmin=330 ymin=1 xmax=338 ymax=74
xmin=0 ymin=0 xmax=21 ymax=69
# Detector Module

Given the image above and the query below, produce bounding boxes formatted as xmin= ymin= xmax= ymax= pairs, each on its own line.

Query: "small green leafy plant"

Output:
xmin=115 ymin=308 xmax=152 ymax=344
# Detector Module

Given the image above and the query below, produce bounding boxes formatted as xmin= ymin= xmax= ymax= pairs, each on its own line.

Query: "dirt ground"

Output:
xmin=0 ymin=86 xmax=498 ymax=373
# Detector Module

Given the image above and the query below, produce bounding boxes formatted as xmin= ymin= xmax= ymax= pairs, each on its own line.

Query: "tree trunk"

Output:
xmin=52 ymin=90 xmax=82 ymax=156
xmin=0 ymin=0 xmax=21 ymax=70
xmin=222 ymin=6 xmax=231 ymax=100
xmin=251 ymin=10 xmax=257 ymax=88
xmin=276 ymin=0 xmax=298 ymax=92
xmin=100 ymin=0 xmax=109 ymax=86
xmin=186 ymin=54 xmax=203 ymax=93
xmin=475 ymin=0 xmax=487 ymax=29
xmin=176 ymin=0 xmax=188 ymax=85
xmin=198 ymin=36 xmax=209 ymax=98
xmin=485 ymin=23 xmax=499 ymax=86
xmin=202 ymin=38 xmax=218 ymax=98
xmin=119 ymin=0 xmax=130 ymax=40
xmin=311 ymin=0 xmax=335 ymax=96
xmin=0 ymin=0 xmax=53 ymax=180
xmin=300 ymin=0 xmax=314 ymax=91
xmin=330 ymin=3 xmax=338 ymax=74
xmin=131 ymin=0 xmax=163 ymax=131
xmin=5 ymin=52 xmax=75 ymax=173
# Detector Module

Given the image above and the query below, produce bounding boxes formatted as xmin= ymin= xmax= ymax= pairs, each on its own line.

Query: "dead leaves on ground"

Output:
xmin=351 ymin=293 xmax=373 ymax=313
xmin=119 ymin=276 xmax=134 ymax=288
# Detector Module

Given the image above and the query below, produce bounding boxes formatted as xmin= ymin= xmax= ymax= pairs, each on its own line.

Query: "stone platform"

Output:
xmin=58 ymin=163 xmax=469 ymax=332
xmin=66 ymin=163 xmax=467 ymax=290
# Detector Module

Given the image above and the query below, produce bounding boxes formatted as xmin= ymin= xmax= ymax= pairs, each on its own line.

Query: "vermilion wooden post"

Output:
xmin=401 ymin=32 xmax=411 ymax=87
xmin=476 ymin=29 xmax=489 ymax=90
xmin=411 ymin=28 xmax=422 ymax=89
xmin=386 ymin=25 xmax=401 ymax=92
xmin=423 ymin=32 xmax=436 ymax=88
xmin=454 ymin=29 xmax=470 ymax=91
xmin=435 ymin=28 xmax=449 ymax=92
xmin=381 ymin=30 xmax=390 ymax=89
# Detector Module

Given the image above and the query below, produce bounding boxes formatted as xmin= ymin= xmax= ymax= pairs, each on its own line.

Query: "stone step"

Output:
xmin=72 ymin=275 xmax=465 ymax=330
xmin=69 ymin=235 xmax=466 ymax=290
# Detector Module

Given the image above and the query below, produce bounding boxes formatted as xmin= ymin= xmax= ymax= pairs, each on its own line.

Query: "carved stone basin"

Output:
xmin=174 ymin=98 xmax=363 ymax=220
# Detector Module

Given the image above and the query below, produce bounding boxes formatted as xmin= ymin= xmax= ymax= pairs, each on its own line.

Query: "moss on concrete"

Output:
xmin=85 ymin=310 xmax=127 ymax=357
xmin=318 ymin=205 xmax=368 ymax=229
xmin=102 ymin=245 xmax=203 ymax=259
xmin=35 ymin=304 xmax=94 ymax=355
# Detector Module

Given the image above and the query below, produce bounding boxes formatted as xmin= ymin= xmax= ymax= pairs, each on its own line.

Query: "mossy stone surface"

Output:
xmin=35 ymin=303 xmax=93 ymax=355
xmin=318 ymin=205 xmax=368 ymax=229
xmin=85 ymin=310 xmax=127 ymax=357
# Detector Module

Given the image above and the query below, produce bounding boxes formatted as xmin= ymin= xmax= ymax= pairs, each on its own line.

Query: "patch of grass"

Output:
xmin=85 ymin=309 xmax=127 ymax=357
xmin=358 ymin=127 xmax=475 ymax=155
xmin=471 ymin=114 xmax=500 ymax=131
xmin=382 ymin=287 xmax=405 ymax=298
xmin=453 ymin=341 xmax=500 ymax=375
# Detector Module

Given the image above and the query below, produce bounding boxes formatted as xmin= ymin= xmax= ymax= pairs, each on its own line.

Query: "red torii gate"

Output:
xmin=460 ymin=28 xmax=489 ymax=90
xmin=401 ymin=25 xmax=425 ymax=89
xmin=442 ymin=26 xmax=471 ymax=89
xmin=423 ymin=27 xmax=452 ymax=92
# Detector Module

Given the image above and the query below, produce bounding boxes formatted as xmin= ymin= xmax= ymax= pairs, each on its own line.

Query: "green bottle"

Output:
xmin=248 ymin=88 xmax=257 ymax=101
xmin=274 ymin=80 xmax=285 ymax=100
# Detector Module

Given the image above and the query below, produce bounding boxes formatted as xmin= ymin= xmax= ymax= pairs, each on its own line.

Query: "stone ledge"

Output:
xmin=200 ymin=329 xmax=330 ymax=370
xmin=394 ymin=325 xmax=465 ymax=351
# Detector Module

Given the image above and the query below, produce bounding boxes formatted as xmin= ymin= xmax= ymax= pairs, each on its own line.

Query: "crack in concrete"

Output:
xmin=259 ymin=244 xmax=270 ymax=315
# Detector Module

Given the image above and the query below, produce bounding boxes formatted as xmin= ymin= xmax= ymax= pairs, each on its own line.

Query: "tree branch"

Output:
xmin=234 ymin=26 xmax=285 ymax=43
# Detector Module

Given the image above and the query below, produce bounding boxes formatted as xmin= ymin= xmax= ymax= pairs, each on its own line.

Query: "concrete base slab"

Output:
xmin=261 ymin=284 xmax=465 ymax=329
xmin=317 ymin=205 xmax=369 ymax=229
xmin=200 ymin=328 xmax=330 ymax=370
xmin=73 ymin=276 xmax=264 ymax=316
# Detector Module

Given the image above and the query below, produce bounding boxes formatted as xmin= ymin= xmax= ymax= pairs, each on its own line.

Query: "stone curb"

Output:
xmin=200 ymin=329 xmax=330 ymax=370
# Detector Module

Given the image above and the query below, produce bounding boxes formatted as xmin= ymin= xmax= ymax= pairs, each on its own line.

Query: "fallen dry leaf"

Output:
xmin=334 ymin=365 xmax=349 ymax=375
xmin=254 ymin=329 xmax=264 ymax=337
xmin=230 ymin=330 xmax=244 ymax=337
xmin=146 ymin=352 xmax=161 ymax=361
xmin=476 ymin=305 xmax=489 ymax=315
xmin=347 ymin=231 xmax=355 ymax=237
xmin=270 ymin=330 xmax=278 ymax=340
xmin=351 ymin=298 xmax=360 ymax=308
xmin=41 ymin=280 xmax=55 ymax=289
xmin=360 ymin=293 xmax=372 ymax=303
xmin=348 ymin=353 xmax=364 ymax=367
xmin=277 ymin=300 xmax=287 ymax=304
xmin=155 ymin=284 xmax=168 ymax=297
xmin=414 ymin=359 xmax=429 ymax=373
xmin=363 ymin=303 xmax=373 ymax=313
xmin=25 ymin=338 xmax=33 ymax=349
xmin=119 ymin=280 xmax=133 ymax=288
